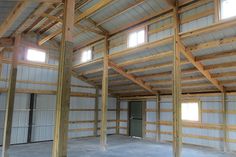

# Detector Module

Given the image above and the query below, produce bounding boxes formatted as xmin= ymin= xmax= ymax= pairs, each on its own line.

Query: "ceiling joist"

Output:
xmin=108 ymin=60 xmax=156 ymax=94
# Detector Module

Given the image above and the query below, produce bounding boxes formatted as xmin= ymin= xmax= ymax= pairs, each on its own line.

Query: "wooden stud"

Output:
xmin=172 ymin=3 xmax=182 ymax=157
xmin=52 ymin=0 xmax=75 ymax=157
xmin=222 ymin=91 xmax=228 ymax=152
xmin=94 ymin=87 xmax=99 ymax=136
xmin=100 ymin=35 xmax=109 ymax=150
xmin=156 ymin=93 xmax=161 ymax=142
xmin=116 ymin=97 xmax=120 ymax=135
xmin=2 ymin=34 xmax=21 ymax=157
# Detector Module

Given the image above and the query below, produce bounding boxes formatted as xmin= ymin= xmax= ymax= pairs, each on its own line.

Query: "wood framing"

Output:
xmin=39 ymin=0 xmax=112 ymax=45
xmin=2 ymin=34 xmax=21 ymax=157
xmin=0 ymin=37 xmax=15 ymax=47
xmin=100 ymin=35 xmax=109 ymax=150
xmin=222 ymin=91 xmax=228 ymax=152
xmin=94 ymin=87 xmax=99 ymax=136
xmin=156 ymin=93 xmax=161 ymax=142
xmin=52 ymin=0 xmax=75 ymax=157
xmin=172 ymin=4 xmax=182 ymax=157
xmin=108 ymin=61 xmax=156 ymax=94
xmin=116 ymin=97 xmax=120 ymax=134
xmin=0 ymin=2 xmax=30 ymax=37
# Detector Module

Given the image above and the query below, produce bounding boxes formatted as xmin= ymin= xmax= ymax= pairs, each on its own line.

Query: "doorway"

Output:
xmin=128 ymin=101 xmax=145 ymax=138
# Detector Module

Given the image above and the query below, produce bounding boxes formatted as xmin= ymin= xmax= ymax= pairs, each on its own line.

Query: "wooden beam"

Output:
xmin=222 ymin=91 xmax=228 ymax=152
xmin=41 ymin=13 xmax=105 ymax=35
xmin=172 ymin=3 xmax=182 ymax=157
xmin=100 ymin=35 xmax=109 ymax=150
xmin=38 ymin=0 xmax=112 ymax=45
xmin=156 ymin=93 xmax=161 ymax=142
xmin=179 ymin=43 xmax=224 ymax=92
xmin=2 ymin=34 xmax=21 ymax=157
xmin=15 ymin=3 xmax=53 ymax=34
xmin=74 ymin=0 xmax=113 ymax=24
xmin=0 ymin=37 xmax=14 ymax=47
xmin=108 ymin=60 xmax=156 ymax=94
xmin=52 ymin=0 xmax=75 ymax=157
xmin=96 ymin=0 xmax=145 ymax=26
xmin=0 ymin=2 xmax=30 ymax=37
xmin=94 ymin=87 xmax=99 ymax=136
xmin=116 ymin=97 xmax=120 ymax=134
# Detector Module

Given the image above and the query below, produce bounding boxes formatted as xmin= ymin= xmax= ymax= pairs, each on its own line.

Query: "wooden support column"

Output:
xmin=172 ymin=3 xmax=182 ymax=157
xmin=156 ymin=93 xmax=161 ymax=142
xmin=52 ymin=0 xmax=75 ymax=157
xmin=116 ymin=97 xmax=120 ymax=135
xmin=100 ymin=35 xmax=109 ymax=150
xmin=2 ymin=34 xmax=21 ymax=157
xmin=222 ymin=91 xmax=228 ymax=152
xmin=94 ymin=87 xmax=99 ymax=136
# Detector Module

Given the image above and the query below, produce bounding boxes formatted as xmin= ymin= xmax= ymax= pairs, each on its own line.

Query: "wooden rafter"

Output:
xmin=108 ymin=60 xmax=156 ymax=94
xmin=38 ymin=0 xmax=112 ymax=45
xmin=0 ymin=1 xmax=30 ymax=37
xmin=179 ymin=42 xmax=224 ymax=92
xmin=41 ymin=13 xmax=105 ymax=36
xmin=96 ymin=0 xmax=145 ymax=26
xmin=0 ymin=37 xmax=14 ymax=47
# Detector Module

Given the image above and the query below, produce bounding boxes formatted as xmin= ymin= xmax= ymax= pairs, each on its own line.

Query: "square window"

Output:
xmin=181 ymin=102 xmax=200 ymax=122
xmin=128 ymin=29 xmax=145 ymax=48
xmin=81 ymin=49 xmax=92 ymax=63
xmin=26 ymin=48 xmax=46 ymax=63
xmin=221 ymin=0 xmax=236 ymax=19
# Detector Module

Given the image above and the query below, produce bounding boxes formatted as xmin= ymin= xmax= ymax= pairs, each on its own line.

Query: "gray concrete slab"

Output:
xmin=0 ymin=135 xmax=235 ymax=157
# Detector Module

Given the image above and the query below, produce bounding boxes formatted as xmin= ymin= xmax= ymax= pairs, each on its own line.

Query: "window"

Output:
xmin=221 ymin=0 xmax=236 ymax=19
xmin=128 ymin=29 xmax=145 ymax=48
xmin=181 ymin=101 xmax=200 ymax=122
xmin=81 ymin=49 xmax=92 ymax=63
xmin=26 ymin=48 xmax=46 ymax=63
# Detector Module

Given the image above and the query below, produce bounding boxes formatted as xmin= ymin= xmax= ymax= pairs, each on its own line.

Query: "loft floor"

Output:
xmin=0 ymin=135 xmax=234 ymax=157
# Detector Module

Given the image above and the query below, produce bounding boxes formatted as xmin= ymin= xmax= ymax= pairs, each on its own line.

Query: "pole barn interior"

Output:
xmin=0 ymin=0 xmax=236 ymax=157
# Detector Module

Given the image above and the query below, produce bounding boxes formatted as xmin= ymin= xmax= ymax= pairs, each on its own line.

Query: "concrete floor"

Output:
xmin=0 ymin=135 xmax=235 ymax=157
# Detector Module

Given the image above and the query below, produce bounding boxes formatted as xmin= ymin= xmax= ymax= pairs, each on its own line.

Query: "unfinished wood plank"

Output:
xmin=52 ymin=0 xmax=75 ymax=157
xmin=172 ymin=4 xmax=182 ymax=157
xmin=100 ymin=35 xmax=109 ymax=150
xmin=2 ymin=34 xmax=21 ymax=157
xmin=94 ymin=87 xmax=99 ymax=136
xmin=222 ymin=92 xmax=228 ymax=152
xmin=116 ymin=97 xmax=120 ymax=134
xmin=156 ymin=93 xmax=161 ymax=142
xmin=108 ymin=60 xmax=156 ymax=94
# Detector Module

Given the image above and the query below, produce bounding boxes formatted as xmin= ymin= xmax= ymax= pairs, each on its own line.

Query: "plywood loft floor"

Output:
xmin=0 ymin=135 xmax=234 ymax=157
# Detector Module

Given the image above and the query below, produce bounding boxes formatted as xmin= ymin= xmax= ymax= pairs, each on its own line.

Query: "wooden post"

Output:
xmin=222 ymin=91 xmax=228 ymax=152
xmin=156 ymin=93 xmax=161 ymax=142
xmin=214 ymin=0 xmax=220 ymax=22
xmin=100 ymin=35 xmax=109 ymax=150
xmin=2 ymin=34 xmax=20 ymax=157
xmin=116 ymin=97 xmax=120 ymax=135
xmin=172 ymin=3 xmax=182 ymax=157
xmin=94 ymin=87 xmax=99 ymax=136
xmin=52 ymin=0 xmax=75 ymax=157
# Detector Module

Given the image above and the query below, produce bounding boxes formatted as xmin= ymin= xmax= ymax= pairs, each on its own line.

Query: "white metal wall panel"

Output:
xmin=119 ymin=100 xmax=128 ymax=135
xmin=143 ymin=95 xmax=236 ymax=151
xmin=31 ymin=94 xmax=56 ymax=142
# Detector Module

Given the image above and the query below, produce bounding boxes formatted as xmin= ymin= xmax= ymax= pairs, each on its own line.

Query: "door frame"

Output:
xmin=128 ymin=101 xmax=146 ymax=138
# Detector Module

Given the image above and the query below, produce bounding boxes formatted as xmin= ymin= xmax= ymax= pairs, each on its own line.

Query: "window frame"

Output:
xmin=80 ymin=48 xmax=93 ymax=63
xmin=219 ymin=0 xmax=236 ymax=20
xmin=181 ymin=100 xmax=201 ymax=123
xmin=25 ymin=47 xmax=47 ymax=63
xmin=127 ymin=26 xmax=147 ymax=48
